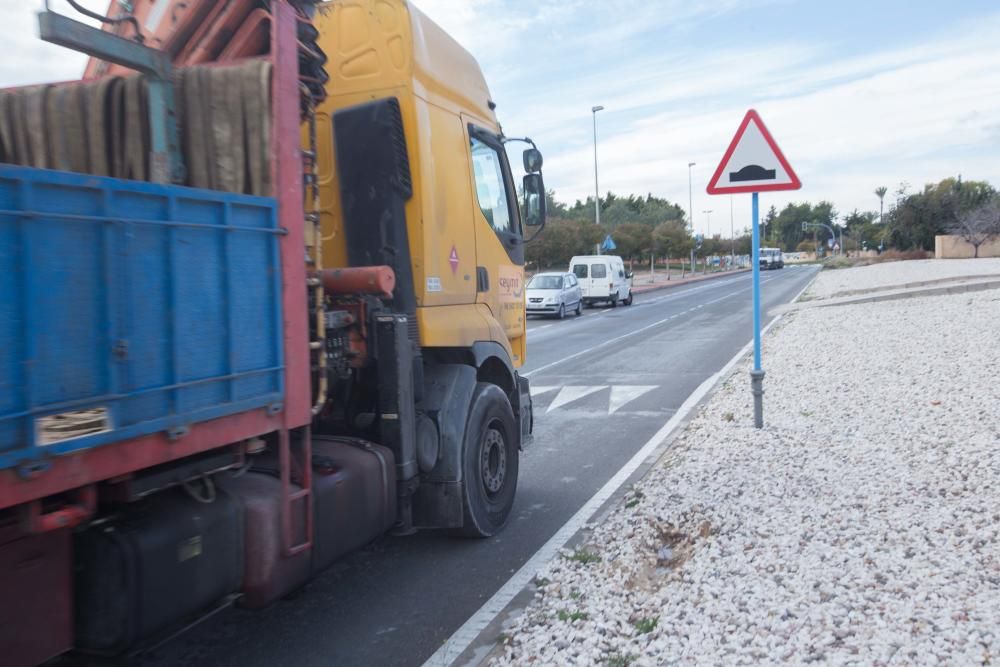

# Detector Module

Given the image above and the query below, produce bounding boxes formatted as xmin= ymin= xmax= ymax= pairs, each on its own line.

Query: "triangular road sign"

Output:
xmin=706 ymin=109 xmax=801 ymax=195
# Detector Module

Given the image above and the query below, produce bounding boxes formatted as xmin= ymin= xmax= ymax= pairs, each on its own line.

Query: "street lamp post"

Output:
xmin=703 ymin=209 xmax=713 ymax=273
xmin=687 ymin=162 xmax=695 ymax=274
xmin=592 ymin=105 xmax=604 ymax=254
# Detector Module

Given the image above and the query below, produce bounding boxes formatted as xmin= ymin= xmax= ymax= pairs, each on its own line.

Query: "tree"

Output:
xmin=842 ymin=209 xmax=881 ymax=253
xmin=653 ymin=220 xmax=692 ymax=262
xmin=951 ymin=197 xmax=1000 ymax=258
xmin=763 ymin=206 xmax=778 ymax=245
xmin=733 ymin=233 xmax=752 ymax=257
xmin=562 ymin=192 xmax=687 ymax=228
xmin=611 ymin=223 xmax=653 ymax=264
xmin=886 ymin=178 xmax=996 ymax=250
xmin=874 ymin=186 xmax=887 ymax=224
xmin=525 ymin=218 xmax=602 ymax=269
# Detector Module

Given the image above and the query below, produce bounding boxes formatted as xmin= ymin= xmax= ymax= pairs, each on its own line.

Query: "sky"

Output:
xmin=3 ymin=0 xmax=1000 ymax=237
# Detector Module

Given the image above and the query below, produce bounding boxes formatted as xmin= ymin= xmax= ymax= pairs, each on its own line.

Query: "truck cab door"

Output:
xmin=465 ymin=122 xmax=526 ymax=355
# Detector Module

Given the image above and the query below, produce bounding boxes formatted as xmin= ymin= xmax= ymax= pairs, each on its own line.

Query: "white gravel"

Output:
xmin=493 ymin=278 xmax=1000 ymax=665
xmin=807 ymin=258 xmax=1000 ymax=299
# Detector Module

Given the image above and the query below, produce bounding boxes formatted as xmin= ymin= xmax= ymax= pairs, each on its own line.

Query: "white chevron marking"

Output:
xmin=607 ymin=385 xmax=658 ymax=414
xmin=546 ymin=385 xmax=607 ymax=413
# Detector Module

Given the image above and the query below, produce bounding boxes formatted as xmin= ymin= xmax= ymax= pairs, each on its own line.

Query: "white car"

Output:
xmin=526 ymin=272 xmax=583 ymax=318
xmin=568 ymin=255 xmax=633 ymax=307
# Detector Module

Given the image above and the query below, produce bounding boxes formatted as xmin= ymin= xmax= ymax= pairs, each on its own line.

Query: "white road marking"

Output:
xmin=546 ymin=385 xmax=607 ymax=413
xmin=528 ymin=386 xmax=559 ymax=398
xmin=523 ymin=274 xmax=781 ymax=378
xmin=529 ymin=272 xmax=773 ymax=336
xmin=607 ymin=386 xmax=658 ymax=415
xmin=422 ymin=269 xmax=818 ymax=667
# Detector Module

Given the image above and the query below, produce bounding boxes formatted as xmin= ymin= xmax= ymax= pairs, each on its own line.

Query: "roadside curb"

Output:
xmin=776 ymin=277 xmax=1000 ymax=313
xmin=631 ymin=268 xmax=750 ymax=295
xmin=428 ymin=269 xmax=818 ymax=667
xmin=801 ymin=273 xmax=1000 ymax=301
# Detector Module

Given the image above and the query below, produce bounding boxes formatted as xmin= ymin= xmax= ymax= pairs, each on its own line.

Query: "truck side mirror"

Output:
xmin=523 ymin=148 xmax=543 ymax=173
xmin=522 ymin=173 xmax=546 ymax=227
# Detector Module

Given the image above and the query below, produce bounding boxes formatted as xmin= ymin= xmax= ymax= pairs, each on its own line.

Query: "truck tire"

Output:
xmin=456 ymin=383 xmax=519 ymax=537
xmin=623 ymin=291 xmax=633 ymax=306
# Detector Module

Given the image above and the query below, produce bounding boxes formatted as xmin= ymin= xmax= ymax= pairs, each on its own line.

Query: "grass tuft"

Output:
xmin=606 ymin=652 xmax=638 ymax=667
xmin=633 ymin=616 xmax=659 ymax=634
xmin=566 ymin=548 xmax=602 ymax=564
xmin=557 ymin=609 xmax=588 ymax=622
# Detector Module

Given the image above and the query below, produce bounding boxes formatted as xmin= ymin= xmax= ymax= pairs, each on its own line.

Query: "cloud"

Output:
xmin=0 ymin=0 xmax=103 ymax=87
xmin=531 ymin=11 xmax=1000 ymax=233
xmin=2 ymin=0 xmax=997 ymax=238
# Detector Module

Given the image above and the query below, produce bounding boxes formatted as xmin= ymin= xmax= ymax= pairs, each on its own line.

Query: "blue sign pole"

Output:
xmin=750 ymin=191 xmax=765 ymax=427
xmin=751 ymin=193 xmax=761 ymax=370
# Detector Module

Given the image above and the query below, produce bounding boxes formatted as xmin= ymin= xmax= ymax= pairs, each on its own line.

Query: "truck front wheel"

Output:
xmin=456 ymin=383 xmax=519 ymax=537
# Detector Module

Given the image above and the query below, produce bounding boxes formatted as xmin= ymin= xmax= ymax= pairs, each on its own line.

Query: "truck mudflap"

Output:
xmin=411 ymin=363 xmax=476 ymax=529
xmin=515 ymin=373 xmax=533 ymax=448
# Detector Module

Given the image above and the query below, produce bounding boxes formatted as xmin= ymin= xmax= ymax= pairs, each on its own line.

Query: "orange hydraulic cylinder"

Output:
xmin=317 ymin=266 xmax=396 ymax=299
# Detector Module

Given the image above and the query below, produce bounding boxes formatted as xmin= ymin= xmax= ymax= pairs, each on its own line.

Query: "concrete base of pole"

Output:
xmin=750 ymin=369 xmax=765 ymax=428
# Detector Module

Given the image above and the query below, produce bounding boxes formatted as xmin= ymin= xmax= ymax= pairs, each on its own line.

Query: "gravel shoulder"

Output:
xmin=492 ymin=268 xmax=1000 ymax=666
xmin=806 ymin=258 xmax=1000 ymax=299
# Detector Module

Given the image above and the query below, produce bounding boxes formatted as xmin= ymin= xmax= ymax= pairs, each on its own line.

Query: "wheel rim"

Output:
xmin=480 ymin=425 xmax=507 ymax=497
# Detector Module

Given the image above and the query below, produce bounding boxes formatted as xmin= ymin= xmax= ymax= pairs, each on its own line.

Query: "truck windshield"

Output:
xmin=528 ymin=276 xmax=563 ymax=289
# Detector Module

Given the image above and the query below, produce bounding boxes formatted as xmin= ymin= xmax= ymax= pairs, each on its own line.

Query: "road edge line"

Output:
xmin=423 ymin=268 xmax=818 ymax=667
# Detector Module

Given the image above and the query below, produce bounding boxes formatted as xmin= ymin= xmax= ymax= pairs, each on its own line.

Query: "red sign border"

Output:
xmin=706 ymin=109 xmax=801 ymax=195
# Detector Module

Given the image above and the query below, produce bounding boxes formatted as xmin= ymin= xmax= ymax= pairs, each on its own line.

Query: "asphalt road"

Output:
xmin=138 ymin=265 xmax=819 ymax=667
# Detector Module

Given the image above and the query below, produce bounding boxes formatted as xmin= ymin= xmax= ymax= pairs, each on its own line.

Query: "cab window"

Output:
xmin=470 ymin=137 xmax=514 ymax=235
xmin=572 ymin=264 xmax=588 ymax=279
xmin=591 ymin=263 xmax=607 ymax=279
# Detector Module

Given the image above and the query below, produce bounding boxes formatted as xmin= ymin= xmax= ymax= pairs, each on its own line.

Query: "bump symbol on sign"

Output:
xmin=449 ymin=246 xmax=459 ymax=274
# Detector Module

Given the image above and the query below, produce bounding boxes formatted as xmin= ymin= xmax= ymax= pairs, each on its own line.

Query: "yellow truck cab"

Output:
xmin=310 ymin=1 xmax=547 ymax=535
xmin=314 ymin=1 xmax=542 ymax=365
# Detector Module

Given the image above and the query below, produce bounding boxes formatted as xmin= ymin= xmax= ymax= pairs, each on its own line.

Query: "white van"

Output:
xmin=569 ymin=255 xmax=633 ymax=307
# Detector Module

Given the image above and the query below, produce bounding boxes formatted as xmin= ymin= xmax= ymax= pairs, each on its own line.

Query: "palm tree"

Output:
xmin=874 ymin=186 xmax=888 ymax=223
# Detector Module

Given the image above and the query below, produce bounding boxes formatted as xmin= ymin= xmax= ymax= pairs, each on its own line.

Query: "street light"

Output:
xmin=688 ymin=162 xmax=696 ymax=273
xmin=703 ymin=209 xmax=713 ymax=274
xmin=592 ymin=105 xmax=604 ymax=254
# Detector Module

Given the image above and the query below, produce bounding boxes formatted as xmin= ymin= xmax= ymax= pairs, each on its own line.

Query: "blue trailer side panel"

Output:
xmin=0 ymin=165 xmax=284 ymax=472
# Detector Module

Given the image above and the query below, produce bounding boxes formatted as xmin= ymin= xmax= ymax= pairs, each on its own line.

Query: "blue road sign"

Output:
xmin=601 ymin=234 xmax=617 ymax=251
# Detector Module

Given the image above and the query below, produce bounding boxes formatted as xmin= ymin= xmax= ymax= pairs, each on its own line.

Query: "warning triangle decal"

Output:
xmin=706 ymin=109 xmax=801 ymax=195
